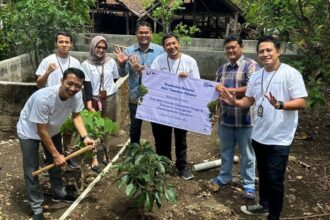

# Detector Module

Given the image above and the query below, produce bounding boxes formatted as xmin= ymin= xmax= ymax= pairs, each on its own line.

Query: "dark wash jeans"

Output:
xmin=252 ymin=139 xmax=291 ymax=220
xmin=151 ymin=122 xmax=187 ymax=171
xmin=129 ymin=102 xmax=143 ymax=144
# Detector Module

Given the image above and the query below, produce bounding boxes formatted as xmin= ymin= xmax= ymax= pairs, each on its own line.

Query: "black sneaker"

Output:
xmin=240 ymin=204 xmax=269 ymax=216
xmin=67 ymin=158 xmax=80 ymax=169
xmin=52 ymin=194 xmax=76 ymax=203
xmin=179 ymin=168 xmax=194 ymax=180
xmin=32 ymin=213 xmax=45 ymax=220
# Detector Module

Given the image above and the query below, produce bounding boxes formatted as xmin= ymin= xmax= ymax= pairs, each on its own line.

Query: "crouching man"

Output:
xmin=17 ymin=67 xmax=95 ymax=220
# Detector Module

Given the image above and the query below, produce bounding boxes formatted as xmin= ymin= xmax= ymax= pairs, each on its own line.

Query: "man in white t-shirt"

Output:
xmin=35 ymin=32 xmax=81 ymax=169
xmin=35 ymin=32 xmax=81 ymax=88
xmin=220 ymin=36 xmax=307 ymax=220
xmin=17 ymin=68 xmax=95 ymax=220
xmin=151 ymin=33 xmax=200 ymax=180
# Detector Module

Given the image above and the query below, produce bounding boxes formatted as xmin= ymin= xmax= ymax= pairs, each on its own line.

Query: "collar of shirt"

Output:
xmin=226 ymin=55 xmax=245 ymax=70
xmin=133 ymin=43 xmax=155 ymax=52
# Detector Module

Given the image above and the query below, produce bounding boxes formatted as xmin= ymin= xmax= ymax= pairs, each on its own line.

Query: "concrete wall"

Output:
xmin=0 ymin=54 xmax=36 ymax=82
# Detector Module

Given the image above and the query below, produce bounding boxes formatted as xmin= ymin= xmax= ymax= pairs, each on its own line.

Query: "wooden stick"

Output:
xmin=32 ymin=145 xmax=93 ymax=176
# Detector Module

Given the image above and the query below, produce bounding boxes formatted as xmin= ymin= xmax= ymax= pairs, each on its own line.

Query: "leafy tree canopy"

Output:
xmin=0 ymin=0 xmax=94 ymax=65
xmin=236 ymin=0 xmax=330 ymax=108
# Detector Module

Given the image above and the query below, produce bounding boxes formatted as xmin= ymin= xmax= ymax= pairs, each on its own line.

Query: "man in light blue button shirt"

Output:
xmin=115 ymin=21 xmax=164 ymax=144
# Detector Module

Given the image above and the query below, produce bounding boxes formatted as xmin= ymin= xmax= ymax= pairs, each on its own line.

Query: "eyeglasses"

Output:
xmin=96 ymin=46 xmax=107 ymax=50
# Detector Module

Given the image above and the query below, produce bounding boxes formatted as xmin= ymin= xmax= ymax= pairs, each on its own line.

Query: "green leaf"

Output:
xmin=144 ymin=192 xmax=154 ymax=211
xmin=155 ymin=192 xmax=162 ymax=208
xmin=126 ymin=183 xmax=137 ymax=197
xmin=154 ymin=161 xmax=165 ymax=174
xmin=165 ymin=188 xmax=177 ymax=204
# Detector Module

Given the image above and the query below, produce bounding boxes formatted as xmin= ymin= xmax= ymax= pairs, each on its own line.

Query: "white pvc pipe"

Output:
xmin=192 ymin=155 xmax=239 ymax=172
xmin=59 ymin=139 xmax=130 ymax=220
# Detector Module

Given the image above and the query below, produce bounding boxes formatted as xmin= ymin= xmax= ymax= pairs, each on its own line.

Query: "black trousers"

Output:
xmin=252 ymin=139 xmax=291 ymax=220
xmin=151 ymin=122 xmax=187 ymax=171
xmin=129 ymin=102 xmax=143 ymax=144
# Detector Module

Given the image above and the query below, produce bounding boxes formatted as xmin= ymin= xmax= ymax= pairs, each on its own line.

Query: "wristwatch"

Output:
xmin=275 ymin=101 xmax=284 ymax=109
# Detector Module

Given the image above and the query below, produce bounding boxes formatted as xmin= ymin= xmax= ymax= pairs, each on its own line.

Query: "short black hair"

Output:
xmin=63 ymin=67 xmax=85 ymax=81
xmin=256 ymin=35 xmax=281 ymax=52
xmin=135 ymin=21 xmax=152 ymax=32
xmin=162 ymin=32 xmax=179 ymax=46
xmin=224 ymin=34 xmax=243 ymax=47
xmin=55 ymin=32 xmax=73 ymax=43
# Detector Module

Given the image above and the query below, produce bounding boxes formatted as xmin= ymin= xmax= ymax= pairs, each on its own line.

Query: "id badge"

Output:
xmin=257 ymin=105 xmax=263 ymax=117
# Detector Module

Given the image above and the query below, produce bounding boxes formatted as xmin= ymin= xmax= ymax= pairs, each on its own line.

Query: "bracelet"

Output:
xmin=80 ymin=135 xmax=88 ymax=142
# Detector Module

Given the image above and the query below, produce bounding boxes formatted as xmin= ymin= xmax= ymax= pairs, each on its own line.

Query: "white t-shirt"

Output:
xmin=17 ymin=85 xmax=84 ymax=140
xmin=151 ymin=53 xmax=200 ymax=79
xmin=82 ymin=58 xmax=119 ymax=96
xmin=246 ymin=63 xmax=308 ymax=145
xmin=35 ymin=54 xmax=81 ymax=87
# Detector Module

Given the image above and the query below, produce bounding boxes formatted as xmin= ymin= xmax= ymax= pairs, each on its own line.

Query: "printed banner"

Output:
xmin=136 ymin=68 xmax=218 ymax=135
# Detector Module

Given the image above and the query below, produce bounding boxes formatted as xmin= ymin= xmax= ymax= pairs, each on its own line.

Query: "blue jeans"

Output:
xmin=129 ymin=102 xmax=143 ymax=144
xmin=252 ymin=139 xmax=291 ymax=220
xmin=216 ymin=124 xmax=255 ymax=189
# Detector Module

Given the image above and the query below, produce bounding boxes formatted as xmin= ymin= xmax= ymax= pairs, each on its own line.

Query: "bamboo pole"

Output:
xmin=32 ymin=145 xmax=94 ymax=176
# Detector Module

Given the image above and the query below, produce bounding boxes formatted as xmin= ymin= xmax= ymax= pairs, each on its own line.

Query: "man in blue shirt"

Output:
xmin=114 ymin=21 xmax=164 ymax=144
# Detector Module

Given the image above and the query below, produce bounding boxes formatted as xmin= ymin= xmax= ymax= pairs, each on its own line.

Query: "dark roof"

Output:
xmin=104 ymin=0 xmax=241 ymax=18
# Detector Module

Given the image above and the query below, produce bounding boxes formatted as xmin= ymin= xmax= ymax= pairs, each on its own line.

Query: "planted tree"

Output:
xmin=115 ymin=142 xmax=177 ymax=217
xmin=60 ymin=110 xmax=118 ymax=190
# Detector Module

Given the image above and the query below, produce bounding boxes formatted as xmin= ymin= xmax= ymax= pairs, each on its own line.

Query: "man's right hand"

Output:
xmin=53 ymin=154 xmax=67 ymax=166
xmin=114 ymin=46 xmax=128 ymax=65
xmin=46 ymin=63 xmax=58 ymax=75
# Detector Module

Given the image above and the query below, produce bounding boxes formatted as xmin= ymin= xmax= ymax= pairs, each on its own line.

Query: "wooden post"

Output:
xmin=233 ymin=13 xmax=238 ymax=34
xmin=125 ymin=12 xmax=129 ymax=35
xmin=225 ymin=17 xmax=230 ymax=37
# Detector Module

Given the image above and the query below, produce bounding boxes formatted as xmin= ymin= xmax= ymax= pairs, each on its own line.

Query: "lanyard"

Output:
xmin=139 ymin=49 xmax=149 ymax=65
xmin=55 ymin=55 xmax=70 ymax=74
xmin=95 ymin=64 xmax=105 ymax=91
xmin=260 ymin=63 xmax=281 ymax=104
xmin=167 ymin=54 xmax=182 ymax=74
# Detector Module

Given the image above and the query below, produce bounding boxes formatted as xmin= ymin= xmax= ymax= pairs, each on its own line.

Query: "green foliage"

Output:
xmin=207 ymin=100 xmax=218 ymax=119
xmin=152 ymin=0 xmax=185 ymax=32
xmin=239 ymin=0 xmax=330 ymax=108
xmin=60 ymin=110 xmax=118 ymax=147
xmin=139 ymin=83 xmax=149 ymax=104
xmin=115 ymin=142 xmax=177 ymax=214
xmin=0 ymin=0 xmax=94 ymax=62
xmin=173 ymin=23 xmax=200 ymax=44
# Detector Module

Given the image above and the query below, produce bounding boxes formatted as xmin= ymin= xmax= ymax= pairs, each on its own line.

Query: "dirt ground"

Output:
xmin=0 ymin=92 xmax=330 ymax=219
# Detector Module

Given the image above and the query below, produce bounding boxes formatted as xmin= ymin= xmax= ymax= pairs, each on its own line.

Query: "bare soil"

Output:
xmin=0 ymin=91 xmax=330 ymax=220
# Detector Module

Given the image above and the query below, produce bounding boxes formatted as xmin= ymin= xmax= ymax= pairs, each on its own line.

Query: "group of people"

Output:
xmin=17 ymin=20 xmax=307 ymax=220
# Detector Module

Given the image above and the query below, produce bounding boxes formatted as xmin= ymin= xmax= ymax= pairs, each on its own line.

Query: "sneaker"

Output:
xmin=179 ymin=168 xmax=194 ymax=180
xmin=32 ymin=213 xmax=45 ymax=220
xmin=242 ymin=188 xmax=256 ymax=200
xmin=52 ymin=194 xmax=77 ymax=203
xmin=67 ymin=158 xmax=80 ymax=169
xmin=240 ymin=204 xmax=269 ymax=216
xmin=211 ymin=177 xmax=228 ymax=186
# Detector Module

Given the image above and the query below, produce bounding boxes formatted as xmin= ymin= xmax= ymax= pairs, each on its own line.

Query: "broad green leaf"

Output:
xmin=165 ymin=188 xmax=177 ymax=204
xmin=144 ymin=192 xmax=154 ymax=211
xmin=126 ymin=183 xmax=137 ymax=197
